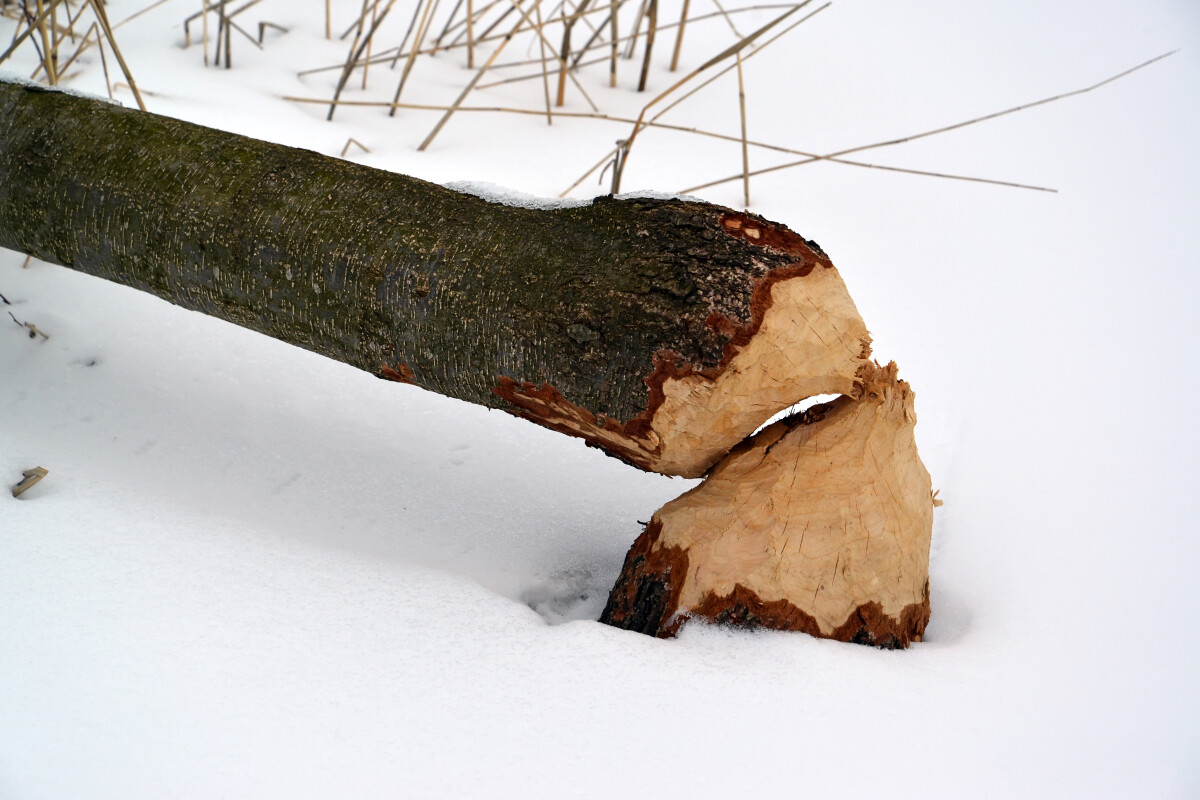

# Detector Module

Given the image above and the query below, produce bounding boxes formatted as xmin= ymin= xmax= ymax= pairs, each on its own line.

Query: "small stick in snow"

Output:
xmin=669 ymin=0 xmax=688 ymax=71
xmin=340 ymin=137 xmax=370 ymax=157
xmin=535 ymin=1 xmax=553 ymax=124
xmin=736 ymin=49 xmax=749 ymax=206
xmin=12 ymin=466 xmax=49 ymax=498
xmin=8 ymin=310 xmax=49 ymax=339
xmin=636 ymin=0 xmax=656 ymax=92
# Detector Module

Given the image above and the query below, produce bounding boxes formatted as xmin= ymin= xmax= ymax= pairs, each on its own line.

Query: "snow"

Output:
xmin=2 ymin=1 xmax=1199 ymax=797
xmin=0 ymin=69 xmax=124 ymax=104
xmin=443 ymin=180 xmax=594 ymax=209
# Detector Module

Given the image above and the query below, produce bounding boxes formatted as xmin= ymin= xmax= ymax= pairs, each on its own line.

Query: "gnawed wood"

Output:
xmin=495 ymin=229 xmax=869 ymax=477
xmin=602 ymin=362 xmax=935 ymax=647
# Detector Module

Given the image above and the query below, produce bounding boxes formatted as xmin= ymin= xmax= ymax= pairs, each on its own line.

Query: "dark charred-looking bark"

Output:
xmin=0 ymin=78 xmax=870 ymax=478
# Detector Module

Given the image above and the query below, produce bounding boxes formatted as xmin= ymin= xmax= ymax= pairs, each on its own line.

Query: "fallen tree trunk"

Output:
xmin=0 ymin=78 xmax=869 ymax=479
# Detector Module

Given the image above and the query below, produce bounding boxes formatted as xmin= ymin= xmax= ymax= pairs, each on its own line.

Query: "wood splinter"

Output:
xmin=602 ymin=362 xmax=936 ymax=648
xmin=12 ymin=466 xmax=49 ymax=498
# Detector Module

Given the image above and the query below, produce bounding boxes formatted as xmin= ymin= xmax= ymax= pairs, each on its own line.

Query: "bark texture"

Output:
xmin=0 ymin=78 xmax=869 ymax=478
xmin=601 ymin=362 xmax=935 ymax=648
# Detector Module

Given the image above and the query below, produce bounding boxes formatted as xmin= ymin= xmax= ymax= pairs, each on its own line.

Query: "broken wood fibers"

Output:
xmin=602 ymin=362 xmax=935 ymax=648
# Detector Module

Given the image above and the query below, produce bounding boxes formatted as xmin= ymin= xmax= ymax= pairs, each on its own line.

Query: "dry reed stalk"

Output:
xmin=553 ymin=1 xmax=567 ymax=105
xmin=362 ymin=0 xmax=377 ymax=88
xmin=94 ymin=18 xmax=112 ymax=97
xmin=438 ymin=0 xmax=501 ymax=48
xmin=535 ymin=0 xmax=552 ymax=123
xmin=466 ymin=0 xmax=517 ymax=44
xmin=608 ymin=0 xmax=616 ymax=84
xmin=321 ymin=0 xmax=611 ymax=68
xmin=556 ymin=0 xmax=593 ymax=106
xmin=669 ymin=0 xmax=688 ymax=70
xmin=736 ymin=49 xmax=748 ymax=205
xmin=611 ymin=1 xmax=808 ymax=191
xmin=307 ymin=46 xmax=398 ymax=75
xmin=477 ymin=53 xmax=608 ymax=87
xmin=89 ymin=0 xmax=145 ymax=109
xmin=566 ymin=3 xmax=608 ymax=68
xmin=456 ymin=1 xmax=623 ymax=70
xmin=457 ymin=1 xmax=807 ymax=90
xmin=282 ymin=93 xmax=1052 ymax=193
xmin=28 ymin=0 xmax=80 ymax=82
xmin=34 ymin=0 xmax=57 ymax=84
xmin=54 ymin=19 xmax=99 ymax=75
xmin=650 ymin=2 xmax=824 ymax=123
xmin=63 ymin=0 xmax=83 ymax=40
xmin=681 ymin=50 xmax=1175 ymax=194
xmin=418 ymin=0 xmax=553 ymax=150
xmin=49 ymin=0 xmax=59 ymax=80
xmin=391 ymin=0 xmax=438 ymax=115
xmin=513 ymin=0 xmax=598 ymax=112
xmin=52 ymin=19 xmax=88 ymax=74
xmin=326 ymin=0 xmax=331 ymax=38
xmin=222 ymin=0 xmax=231 ymax=67
xmin=569 ymin=3 xmax=801 ymax=63
xmin=389 ymin=0 xmax=428 ymax=67
xmin=326 ymin=0 xmax=398 ymax=120
xmin=467 ymin=0 xmax=474 ymax=65
xmin=709 ymin=0 xmax=742 ymax=39
xmin=340 ymin=137 xmax=370 ymax=156
xmin=636 ymin=0 xmax=655 ymax=90
xmin=558 ymin=1 xmax=821 ymax=193
xmin=473 ymin=0 xmax=754 ymax=76
xmin=354 ymin=0 xmax=369 ymax=39
xmin=114 ymin=0 xmax=176 ymax=30
xmin=431 ymin=0 xmax=464 ymax=49
xmin=183 ymin=0 xmax=269 ymax=44
xmin=256 ymin=21 xmax=287 ymax=43
xmin=622 ymin=0 xmax=645 ymax=58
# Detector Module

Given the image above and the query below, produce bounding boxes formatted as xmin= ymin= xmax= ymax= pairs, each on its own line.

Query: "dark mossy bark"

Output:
xmin=0 ymin=80 xmax=829 ymax=474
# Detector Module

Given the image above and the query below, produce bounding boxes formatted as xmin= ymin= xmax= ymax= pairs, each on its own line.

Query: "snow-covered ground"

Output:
xmin=2 ymin=1 xmax=1198 ymax=796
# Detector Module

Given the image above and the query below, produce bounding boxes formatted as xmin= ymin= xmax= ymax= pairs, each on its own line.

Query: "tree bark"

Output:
xmin=0 ymin=78 xmax=869 ymax=479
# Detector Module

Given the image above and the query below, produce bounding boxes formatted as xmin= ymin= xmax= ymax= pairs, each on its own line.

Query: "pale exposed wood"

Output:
xmin=643 ymin=253 xmax=868 ymax=475
xmin=602 ymin=362 xmax=936 ymax=647
xmin=12 ymin=466 xmax=49 ymax=498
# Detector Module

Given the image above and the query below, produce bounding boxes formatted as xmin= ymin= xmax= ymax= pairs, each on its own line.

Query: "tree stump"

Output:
xmin=601 ymin=362 xmax=936 ymax=647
